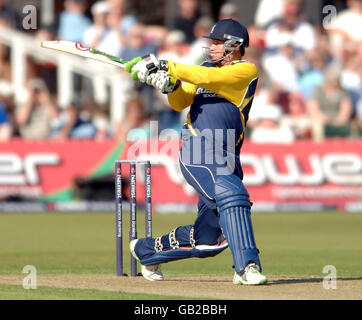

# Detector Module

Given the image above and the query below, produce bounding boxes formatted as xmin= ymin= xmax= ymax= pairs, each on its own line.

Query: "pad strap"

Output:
xmin=190 ymin=227 xmax=196 ymax=248
xmin=154 ymin=236 xmax=163 ymax=252
xmin=169 ymin=228 xmax=180 ymax=249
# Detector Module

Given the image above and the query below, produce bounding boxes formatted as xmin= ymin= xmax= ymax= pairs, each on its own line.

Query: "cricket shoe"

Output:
xmin=233 ymin=263 xmax=267 ymax=285
xmin=129 ymin=239 xmax=164 ymax=281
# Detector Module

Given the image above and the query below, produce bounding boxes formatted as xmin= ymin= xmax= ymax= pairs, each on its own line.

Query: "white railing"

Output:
xmin=0 ymin=26 xmax=133 ymax=123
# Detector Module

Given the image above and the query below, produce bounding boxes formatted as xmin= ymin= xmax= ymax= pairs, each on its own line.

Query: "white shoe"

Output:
xmin=141 ymin=264 xmax=164 ymax=281
xmin=233 ymin=263 xmax=267 ymax=285
xmin=129 ymin=239 xmax=164 ymax=281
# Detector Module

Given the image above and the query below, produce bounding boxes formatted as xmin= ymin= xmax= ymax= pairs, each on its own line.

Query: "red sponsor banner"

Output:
xmin=1 ymin=139 xmax=361 ymax=211
xmin=242 ymin=140 xmax=362 ymax=210
xmin=120 ymin=139 xmax=362 ymax=210
xmin=0 ymin=139 xmax=119 ymax=200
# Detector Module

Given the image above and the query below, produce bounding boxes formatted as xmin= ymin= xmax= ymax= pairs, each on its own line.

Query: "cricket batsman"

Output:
xmin=125 ymin=19 xmax=267 ymax=285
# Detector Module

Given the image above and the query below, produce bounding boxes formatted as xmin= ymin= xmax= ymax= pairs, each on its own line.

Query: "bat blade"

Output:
xmin=41 ymin=40 xmax=178 ymax=85
xmin=41 ymin=40 xmax=127 ymax=68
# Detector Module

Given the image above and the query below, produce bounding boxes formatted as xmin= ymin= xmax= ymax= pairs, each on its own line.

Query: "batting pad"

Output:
xmin=219 ymin=205 xmax=261 ymax=273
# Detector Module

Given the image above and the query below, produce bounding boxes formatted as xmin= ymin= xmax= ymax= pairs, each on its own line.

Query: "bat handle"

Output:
xmin=169 ymin=76 xmax=178 ymax=86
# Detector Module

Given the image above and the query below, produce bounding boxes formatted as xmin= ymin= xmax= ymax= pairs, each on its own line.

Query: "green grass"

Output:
xmin=0 ymin=211 xmax=361 ymax=299
xmin=0 ymin=284 xmax=194 ymax=300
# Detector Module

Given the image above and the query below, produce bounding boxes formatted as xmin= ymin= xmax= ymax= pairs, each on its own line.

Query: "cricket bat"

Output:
xmin=41 ymin=40 xmax=177 ymax=84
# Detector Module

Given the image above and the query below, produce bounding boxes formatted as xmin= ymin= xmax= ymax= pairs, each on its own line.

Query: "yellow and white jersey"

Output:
xmin=167 ymin=60 xmax=258 ymax=148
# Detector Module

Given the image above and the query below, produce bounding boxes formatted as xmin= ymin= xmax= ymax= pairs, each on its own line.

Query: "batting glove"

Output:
xmin=146 ymin=71 xmax=180 ymax=94
xmin=124 ymin=54 xmax=169 ymax=82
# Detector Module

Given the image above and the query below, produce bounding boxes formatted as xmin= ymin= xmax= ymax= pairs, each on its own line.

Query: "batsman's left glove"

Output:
xmin=124 ymin=54 xmax=169 ymax=82
xmin=146 ymin=71 xmax=180 ymax=94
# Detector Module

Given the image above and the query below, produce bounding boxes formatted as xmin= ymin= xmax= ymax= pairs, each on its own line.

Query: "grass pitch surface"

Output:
xmin=0 ymin=211 xmax=361 ymax=299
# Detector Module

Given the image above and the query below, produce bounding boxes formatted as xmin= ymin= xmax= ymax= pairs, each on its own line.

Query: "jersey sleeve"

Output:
xmin=168 ymin=60 xmax=259 ymax=106
xmin=167 ymin=81 xmax=197 ymax=112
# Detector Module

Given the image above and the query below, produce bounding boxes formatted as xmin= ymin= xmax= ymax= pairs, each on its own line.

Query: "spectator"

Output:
xmin=58 ymin=0 xmax=92 ymax=43
xmin=218 ymin=2 xmax=239 ymax=21
xmin=307 ymin=65 xmax=353 ymax=141
xmin=0 ymin=99 xmax=11 ymax=141
xmin=340 ymin=54 xmax=361 ymax=113
xmin=100 ymin=0 xmax=137 ymax=57
xmin=328 ymin=0 xmax=362 ymax=63
xmin=188 ymin=16 xmax=214 ymax=65
xmin=0 ymin=41 xmax=10 ymax=85
xmin=120 ymin=23 xmax=159 ymax=117
xmin=173 ymin=0 xmax=201 ymax=43
xmin=264 ymin=0 xmax=316 ymax=54
xmin=83 ymin=1 xmax=111 ymax=49
xmin=250 ymin=104 xmax=295 ymax=143
xmin=120 ymin=24 xmax=158 ymax=61
xmin=153 ymin=30 xmax=191 ymax=131
xmin=280 ymin=93 xmax=311 ymax=139
xmin=158 ymin=30 xmax=190 ymax=64
xmin=298 ymin=48 xmax=328 ymax=100
xmin=82 ymin=1 xmax=111 ymax=103
xmin=16 ymin=79 xmax=59 ymax=140
xmin=0 ymin=0 xmax=21 ymax=30
xmin=35 ymin=27 xmax=58 ymax=94
xmin=115 ymin=94 xmax=150 ymax=143
xmin=261 ymin=39 xmax=300 ymax=110
xmin=254 ymin=0 xmax=283 ymax=28
xmin=52 ymin=98 xmax=97 ymax=140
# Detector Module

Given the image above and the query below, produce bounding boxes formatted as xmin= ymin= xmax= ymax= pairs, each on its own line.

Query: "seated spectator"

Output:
xmin=115 ymin=94 xmax=150 ymax=143
xmin=158 ymin=30 xmax=190 ymax=64
xmin=298 ymin=48 xmax=327 ymax=100
xmin=0 ymin=0 xmax=21 ymax=30
xmin=261 ymin=39 xmax=300 ymax=111
xmin=0 ymin=42 xmax=11 ymax=90
xmin=280 ymin=93 xmax=311 ymax=139
xmin=250 ymin=104 xmax=295 ymax=143
xmin=0 ymin=99 xmax=11 ymax=141
xmin=307 ymin=65 xmax=353 ymax=141
xmin=100 ymin=0 xmax=137 ymax=57
xmin=218 ymin=2 xmax=239 ymax=21
xmin=328 ymin=0 xmax=362 ymax=63
xmin=254 ymin=0 xmax=283 ymax=29
xmin=83 ymin=1 xmax=111 ymax=49
xmin=188 ymin=16 xmax=214 ymax=65
xmin=16 ymin=79 xmax=59 ymax=140
xmin=173 ymin=0 xmax=200 ymax=44
xmin=121 ymin=23 xmax=159 ymax=116
xmin=340 ymin=54 xmax=361 ymax=113
xmin=120 ymin=23 xmax=158 ymax=61
xmin=151 ymin=30 xmax=191 ymax=130
xmin=58 ymin=0 xmax=92 ymax=43
xmin=52 ymin=98 xmax=97 ymax=140
xmin=264 ymin=0 xmax=316 ymax=54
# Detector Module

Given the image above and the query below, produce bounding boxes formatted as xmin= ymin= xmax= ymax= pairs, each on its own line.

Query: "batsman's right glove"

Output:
xmin=146 ymin=71 xmax=180 ymax=94
xmin=124 ymin=54 xmax=168 ymax=82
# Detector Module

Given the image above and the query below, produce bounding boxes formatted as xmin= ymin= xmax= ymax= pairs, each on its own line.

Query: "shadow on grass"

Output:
xmin=165 ymin=276 xmax=362 ymax=285
xmin=270 ymin=277 xmax=362 ymax=285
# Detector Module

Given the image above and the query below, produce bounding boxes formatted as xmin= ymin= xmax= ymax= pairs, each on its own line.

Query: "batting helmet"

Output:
xmin=204 ymin=19 xmax=249 ymax=47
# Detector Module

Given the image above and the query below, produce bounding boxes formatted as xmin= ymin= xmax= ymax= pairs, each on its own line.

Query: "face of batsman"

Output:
xmin=203 ymin=38 xmax=242 ymax=65
xmin=203 ymin=19 xmax=249 ymax=65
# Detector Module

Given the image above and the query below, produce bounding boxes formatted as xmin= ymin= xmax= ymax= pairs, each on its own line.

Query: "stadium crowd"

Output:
xmin=0 ymin=0 xmax=361 ymax=143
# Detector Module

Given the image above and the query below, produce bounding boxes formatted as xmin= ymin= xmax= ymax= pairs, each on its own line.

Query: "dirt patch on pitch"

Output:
xmin=1 ymin=274 xmax=361 ymax=299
